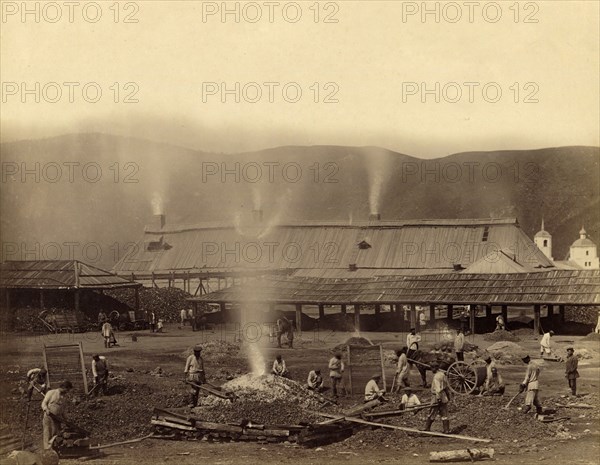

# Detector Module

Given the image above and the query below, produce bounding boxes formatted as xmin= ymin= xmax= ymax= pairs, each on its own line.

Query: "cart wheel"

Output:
xmin=446 ymin=361 xmax=478 ymax=395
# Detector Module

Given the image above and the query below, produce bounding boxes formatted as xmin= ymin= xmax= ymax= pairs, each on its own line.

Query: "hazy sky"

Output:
xmin=1 ymin=0 xmax=599 ymax=158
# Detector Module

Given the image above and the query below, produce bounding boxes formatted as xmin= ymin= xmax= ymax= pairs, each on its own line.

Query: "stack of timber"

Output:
xmin=151 ymin=408 xmax=352 ymax=447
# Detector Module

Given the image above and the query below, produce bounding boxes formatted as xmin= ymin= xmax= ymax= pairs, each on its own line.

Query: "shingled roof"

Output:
xmin=113 ymin=217 xmax=555 ymax=276
xmin=190 ymin=269 xmax=600 ymax=306
xmin=0 ymin=260 xmax=141 ymax=290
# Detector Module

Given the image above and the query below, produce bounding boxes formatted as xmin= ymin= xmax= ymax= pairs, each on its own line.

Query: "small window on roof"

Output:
xmin=482 ymin=226 xmax=490 ymax=242
xmin=358 ymin=240 xmax=372 ymax=250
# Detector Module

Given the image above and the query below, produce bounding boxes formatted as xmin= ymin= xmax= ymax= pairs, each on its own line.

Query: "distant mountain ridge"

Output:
xmin=1 ymin=133 xmax=598 ymax=268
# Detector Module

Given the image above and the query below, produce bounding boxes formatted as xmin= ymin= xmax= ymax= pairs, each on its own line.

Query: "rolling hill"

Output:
xmin=1 ymin=134 xmax=598 ymax=268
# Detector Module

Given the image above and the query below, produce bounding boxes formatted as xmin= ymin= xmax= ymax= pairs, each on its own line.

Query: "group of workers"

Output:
xmin=26 ymin=351 xmax=110 ymax=450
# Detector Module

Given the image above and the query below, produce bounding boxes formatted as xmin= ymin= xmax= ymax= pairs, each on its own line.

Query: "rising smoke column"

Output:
xmin=366 ymin=147 xmax=392 ymax=215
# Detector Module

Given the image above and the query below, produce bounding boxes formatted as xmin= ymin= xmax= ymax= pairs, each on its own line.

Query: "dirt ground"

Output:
xmin=1 ymin=325 xmax=599 ymax=464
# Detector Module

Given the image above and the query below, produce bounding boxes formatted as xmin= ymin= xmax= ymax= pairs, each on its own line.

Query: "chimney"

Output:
xmin=369 ymin=213 xmax=381 ymax=221
xmin=252 ymin=209 xmax=263 ymax=223
xmin=154 ymin=214 xmax=166 ymax=230
xmin=348 ymin=263 xmax=358 ymax=271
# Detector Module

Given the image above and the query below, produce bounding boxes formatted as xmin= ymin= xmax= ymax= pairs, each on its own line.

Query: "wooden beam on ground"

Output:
xmin=311 ymin=412 xmax=491 ymax=443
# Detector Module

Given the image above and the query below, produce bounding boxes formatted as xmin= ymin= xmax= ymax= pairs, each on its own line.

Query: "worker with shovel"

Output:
xmin=91 ymin=355 xmax=109 ymax=396
xmin=184 ymin=345 xmax=206 ymax=407
xmin=422 ymin=362 xmax=451 ymax=434
xmin=520 ymin=355 xmax=543 ymax=415
xmin=41 ymin=380 xmax=73 ymax=449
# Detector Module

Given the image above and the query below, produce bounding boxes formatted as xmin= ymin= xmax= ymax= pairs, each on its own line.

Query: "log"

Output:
xmin=564 ymin=403 xmax=594 ymax=409
xmin=429 ymin=448 xmax=494 ymax=462
xmin=311 ymin=412 xmax=491 ymax=443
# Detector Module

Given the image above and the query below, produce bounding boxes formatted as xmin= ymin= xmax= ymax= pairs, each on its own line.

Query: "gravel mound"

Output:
xmin=582 ymin=332 xmax=600 ymax=342
xmin=332 ymin=336 xmax=373 ymax=352
xmin=486 ymin=341 xmax=527 ymax=365
xmin=483 ymin=329 xmax=520 ymax=342
xmin=433 ymin=340 xmax=478 ymax=352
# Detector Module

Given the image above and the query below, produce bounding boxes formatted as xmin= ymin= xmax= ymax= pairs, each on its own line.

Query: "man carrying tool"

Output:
xmin=276 ymin=316 xmax=294 ymax=349
xmin=422 ymin=362 xmax=451 ymax=434
xmin=307 ymin=369 xmax=324 ymax=392
xmin=184 ymin=345 xmax=206 ymax=407
xmin=520 ymin=355 xmax=543 ymax=414
xmin=394 ymin=347 xmax=410 ymax=391
xmin=41 ymin=380 xmax=73 ymax=449
xmin=540 ymin=330 xmax=554 ymax=357
xmin=454 ymin=328 xmax=465 ymax=361
xmin=406 ymin=328 xmax=421 ymax=366
xmin=565 ymin=347 xmax=579 ymax=396
xmin=329 ymin=353 xmax=345 ymax=398
xmin=26 ymin=368 xmax=47 ymax=400
xmin=364 ymin=374 xmax=386 ymax=402
xmin=91 ymin=355 xmax=109 ymax=396
xmin=272 ymin=354 xmax=289 ymax=378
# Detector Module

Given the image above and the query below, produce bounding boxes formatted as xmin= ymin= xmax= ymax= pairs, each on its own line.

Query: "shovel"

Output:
xmin=502 ymin=390 xmax=522 ymax=410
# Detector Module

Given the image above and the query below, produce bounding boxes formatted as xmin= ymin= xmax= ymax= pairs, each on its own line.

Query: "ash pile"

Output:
xmin=196 ymin=374 xmax=326 ymax=425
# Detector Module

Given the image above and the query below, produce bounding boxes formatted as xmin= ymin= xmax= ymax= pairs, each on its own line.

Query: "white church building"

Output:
xmin=535 ymin=220 xmax=600 ymax=270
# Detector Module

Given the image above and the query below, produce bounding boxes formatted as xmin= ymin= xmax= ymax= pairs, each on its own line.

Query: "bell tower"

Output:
xmin=534 ymin=218 xmax=553 ymax=261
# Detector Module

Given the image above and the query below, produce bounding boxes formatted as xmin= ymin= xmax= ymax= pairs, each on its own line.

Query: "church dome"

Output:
xmin=571 ymin=237 xmax=596 ymax=248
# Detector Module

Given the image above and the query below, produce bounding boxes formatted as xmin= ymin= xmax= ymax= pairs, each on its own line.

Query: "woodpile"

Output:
xmin=150 ymin=408 xmax=352 ymax=447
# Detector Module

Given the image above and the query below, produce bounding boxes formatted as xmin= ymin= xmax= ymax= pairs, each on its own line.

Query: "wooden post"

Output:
xmin=354 ymin=305 xmax=361 ymax=332
xmin=134 ymin=287 xmax=140 ymax=311
xmin=319 ymin=304 xmax=325 ymax=319
xmin=429 ymin=304 xmax=435 ymax=326
xmin=486 ymin=305 xmax=492 ymax=318
xmin=469 ymin=305 xmax=475 ymax=335
xmin=40 ymin=289 xmax=45 ymax=310
xmin=501 ymin=305 xmax=508 ymax=323
xmin=447 ymin=304 xmax=454 ymax=322
xmin=410 ymin=304 xmax=417 ymax=329
xmin=547 ymin=304 xmax=554 ymax=317
xmin=74 ymin=290 xmax=80 ymax=312
xmin=533 ymin=304 xmax=541 ymax=336
xmin=347 ymin=346 xmax=353 ymax=395
xmin=295 ymin=304 xmax=302 ymax=334
xmin=559 ymin=305 xmax=565 ymax=323
xmin=379 ymin=345 xmax=386 ymax=391
xmin=374 ymin=305 xmax=381 ymax=315
xmin=341 ymin=304 xmax=347 ymax=315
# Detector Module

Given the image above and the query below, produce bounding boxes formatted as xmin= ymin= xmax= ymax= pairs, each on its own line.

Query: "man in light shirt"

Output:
xmin=520 ymin=355 xmax=543 ymax=414
xmin=307 ymin=369 xmax=324 ymax=392
xmin=394 ymin=347 xmax=410 ymax=391
xmin=329 ymin=353 xmax=345 ymax=397
xmin=454 ymin=328 xmax=465 ymax=361
xmin=41 ymin=380 xmax=73 ymax=449
xmin=540 ymin=330 xmax=554 ymax=357
xmin=400 ymin=387 xmax=421 ymax=410
xmin=364 ymin=374 xmax=385 ymax=402
xmin=406 ymin=328 xmax=421 ymax=367
xmin=91 ymin=355 xmax=109 ymax=396
xmin=422 ymin=362 xmax=451 ymax=433
xmin=184 ymin=345 xmax=206 ymax=407
xmin=272 ymin=354 xmax=289 ymax=377
xmin=180 ymin=309 xmax=187 ymax=326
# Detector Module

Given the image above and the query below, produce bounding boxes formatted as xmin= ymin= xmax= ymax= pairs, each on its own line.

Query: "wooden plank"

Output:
xmin=311 ymin=412 xmax=491 ymax=443
xmin=151 ymin=419 xmax=196 ymax=431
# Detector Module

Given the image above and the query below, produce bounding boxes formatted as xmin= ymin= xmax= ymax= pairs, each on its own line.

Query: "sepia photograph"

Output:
xmin=1 ymin=1 xmax=599 ymax=464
